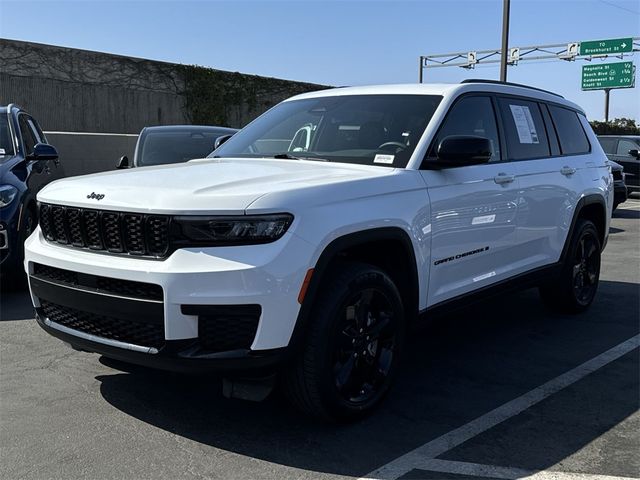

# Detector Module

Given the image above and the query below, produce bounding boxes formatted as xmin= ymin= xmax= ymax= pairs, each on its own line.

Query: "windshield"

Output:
xmin=138 ymin=129 xmax=232 ymax=166
xmin=0 ymin=114 xmax=15 ymax=157
xmin=210 ymin=94 xmax=442 ymax=168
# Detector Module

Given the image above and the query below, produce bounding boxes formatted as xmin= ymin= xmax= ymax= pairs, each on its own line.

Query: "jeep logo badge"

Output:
xmin=87 ymin=192 xmax=105 ymax=201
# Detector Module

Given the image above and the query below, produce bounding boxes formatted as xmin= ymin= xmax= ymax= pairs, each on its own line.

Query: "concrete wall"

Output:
xmin=1 ymin=39 xmax=328 ymax=177
xmin=44 ymin=132 xmax=138 ymax=177
xmin=0 ymin=39 xmax=327 ymax=135
xmin=2 ymin=73 xmax=187 ymax=134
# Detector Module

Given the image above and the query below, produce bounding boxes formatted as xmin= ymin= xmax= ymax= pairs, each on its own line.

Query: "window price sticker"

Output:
xmin=509 ymin=104 xmax=539 ymax=144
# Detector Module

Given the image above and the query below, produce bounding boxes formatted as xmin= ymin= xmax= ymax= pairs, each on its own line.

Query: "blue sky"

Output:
xmin=1 ymin=0 xmax=638 ymax=121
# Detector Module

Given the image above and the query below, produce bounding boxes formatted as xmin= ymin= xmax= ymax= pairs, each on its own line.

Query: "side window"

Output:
xmin=28 ymin=118 xmax=47 ymax=144
xmin=598 ymin=137 xmax=617 ymax=154
xmin=18 ymin=115 xmax=37 ymax=155
xmin=548 ymin=105 xmax=590 ymax=155
xmin=431 ymin=96 xmax=501 ymax=162
xmin=498 ymin=98 xmax=550 ymax=160
xmin=616 ymin=139 xmax=638 ymax=157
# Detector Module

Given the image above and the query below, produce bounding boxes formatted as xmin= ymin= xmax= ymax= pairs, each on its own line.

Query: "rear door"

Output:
xmin=420 ymin=94 xmax=520 ymax=306
xmin=504 ymin=98 xmax=591 ymax=270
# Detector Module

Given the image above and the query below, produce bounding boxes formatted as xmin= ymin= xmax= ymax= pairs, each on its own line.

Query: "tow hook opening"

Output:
xmin=222 ymin=374 xmax=276 ymax=402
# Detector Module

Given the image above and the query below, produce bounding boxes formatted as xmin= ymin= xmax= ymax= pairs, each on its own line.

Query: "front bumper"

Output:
xmin=35 ymin=310 xmax=286 ymax=374
xmin=25 ymin=227 xmax=315 ymax=372
xmin=613 ymin=181 xmax=628 ymax=206
xmin=0 ymin=200 xmax=23 ymax=269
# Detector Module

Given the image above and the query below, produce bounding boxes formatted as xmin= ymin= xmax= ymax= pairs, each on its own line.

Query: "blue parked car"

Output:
xmin=1 ymin=104 xmax=62 ymax=278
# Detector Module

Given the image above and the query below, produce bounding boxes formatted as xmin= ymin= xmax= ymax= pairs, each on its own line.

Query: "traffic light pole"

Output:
xmin=500 ymin=0 xmax=510 ymax=82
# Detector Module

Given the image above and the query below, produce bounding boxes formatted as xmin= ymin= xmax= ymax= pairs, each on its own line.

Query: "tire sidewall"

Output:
xmin=565 ymin=220 xmax=601 ymax=310
xmin=312 ymin=266 xmax=405 ymax=420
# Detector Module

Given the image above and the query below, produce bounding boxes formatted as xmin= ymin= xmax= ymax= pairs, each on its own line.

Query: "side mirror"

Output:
xmin=628 ymin=149 xmax=640 ymax=159
xmin=27 ymin=143 xmax=58 ymax=161
xmin=426 ymin=135 xmax=492 ymax=169
xmin=214 ymin=134 xmax=234 ymax=150
xmin=116 ymin=155 xmax=130 ymax=169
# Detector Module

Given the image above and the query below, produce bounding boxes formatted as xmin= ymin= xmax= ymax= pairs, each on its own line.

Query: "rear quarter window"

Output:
xmin=598 ymin=137 xmax=617 ymax=154
xmin=498 ymin=98 xmax=550 ymax=161
xmin=548 ymin=105 xmax=590 ymax=155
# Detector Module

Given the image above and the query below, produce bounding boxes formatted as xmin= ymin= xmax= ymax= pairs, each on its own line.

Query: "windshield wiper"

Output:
xmin=273 ymin=153 xmax=329 ymax=162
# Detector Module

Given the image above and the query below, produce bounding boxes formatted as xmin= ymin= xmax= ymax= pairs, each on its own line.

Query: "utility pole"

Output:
xmin=500 ymin=0 xmax=511 ymax=82
xmin=604 ymin=89 xmax=610 ymax=122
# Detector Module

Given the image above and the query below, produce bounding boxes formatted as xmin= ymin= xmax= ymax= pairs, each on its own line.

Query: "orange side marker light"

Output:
xmin=298 ymin=268 xmax=314 ymax=304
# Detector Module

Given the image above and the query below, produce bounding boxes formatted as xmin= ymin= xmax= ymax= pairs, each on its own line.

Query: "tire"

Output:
xmin=539 ymin=218 xmax=601 ymax=313
xmin=612 ymin=202 xmax=620 ymax=213
xmin=283 ymin=262 xmax=405 ymax=422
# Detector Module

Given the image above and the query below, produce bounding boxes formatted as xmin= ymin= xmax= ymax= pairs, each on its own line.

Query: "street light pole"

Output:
xmin=500 ymin=0 xmax=511 ymax=82
xmin=419 ymin=56 xmax=424 ymax=83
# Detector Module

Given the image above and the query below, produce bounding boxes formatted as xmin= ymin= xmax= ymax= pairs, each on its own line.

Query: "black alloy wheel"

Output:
xmin=539 ymin=218 xmax=601 ymax=313
xmin=284 ymin=262 xmax=405 ymax=422
xmin=572 ymin=230 xmax=600 ymax=307
xmin=332 ymin=288 xmax=398 ymax=405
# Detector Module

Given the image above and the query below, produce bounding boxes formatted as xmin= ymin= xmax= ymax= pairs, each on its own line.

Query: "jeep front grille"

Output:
xmin=39 ymin=204 xmax=170 ymax=258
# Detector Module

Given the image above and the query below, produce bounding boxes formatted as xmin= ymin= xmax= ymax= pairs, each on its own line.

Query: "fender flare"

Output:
xmin=560 ymin=194 xmax=607 ymax=262
xmin=287 ymin=227 xmax=419 ymax=353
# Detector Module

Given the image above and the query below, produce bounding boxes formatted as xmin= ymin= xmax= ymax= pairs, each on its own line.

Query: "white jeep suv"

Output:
xmin=24 ymin=81 xmax=613 ymax=421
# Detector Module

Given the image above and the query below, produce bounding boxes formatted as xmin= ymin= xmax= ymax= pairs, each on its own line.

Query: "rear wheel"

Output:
xmin=539 ymin=219 xmax=601 ymax=313
xmin=284 ymin=262 xmax=405 ymax=422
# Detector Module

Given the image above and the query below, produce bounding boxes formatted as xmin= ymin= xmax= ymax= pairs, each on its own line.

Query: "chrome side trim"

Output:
xmin=31 ymin=275 xmax=163 ymax=304
xmin=43 ymin=317 xmax=159 ymax=354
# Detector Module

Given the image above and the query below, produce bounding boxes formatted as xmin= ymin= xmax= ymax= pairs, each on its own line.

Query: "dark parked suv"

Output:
xmin=598 ymin=135 xmax=640 ymax=193
xmin=0 ymin=104 xmax=62 ymax=277
xmin=117 ymin=125 xmax=238 ymax=169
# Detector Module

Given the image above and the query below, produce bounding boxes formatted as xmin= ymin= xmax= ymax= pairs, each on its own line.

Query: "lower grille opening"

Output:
xmin=182 ymin=305 xmax=260 ymax=353
xmin=41 ymin=300 xmax=165 ymax=349
xmin=33 ymin=263 xmax=163 ymax=301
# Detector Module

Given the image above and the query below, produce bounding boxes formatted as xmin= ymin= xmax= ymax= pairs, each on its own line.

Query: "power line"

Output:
xmin=597 ymin=0 xmax=640 ymax=16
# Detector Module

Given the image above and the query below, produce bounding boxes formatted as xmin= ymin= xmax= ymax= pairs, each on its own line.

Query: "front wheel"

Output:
xmin=283 ymin=262 xmax=405 ymax=422
xmin=539 ymin=219 xmax=601 ymax=313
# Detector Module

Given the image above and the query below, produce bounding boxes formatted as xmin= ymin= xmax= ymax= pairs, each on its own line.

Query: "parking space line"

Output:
xmin=358 ymin=334 xmax=640 ymax=480
xmin=407 ymin=459 xmax=638 ymax=480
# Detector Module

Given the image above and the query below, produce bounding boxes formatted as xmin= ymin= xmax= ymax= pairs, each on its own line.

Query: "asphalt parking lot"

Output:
xmin=1 ymin=199 xmax=639 ymax=480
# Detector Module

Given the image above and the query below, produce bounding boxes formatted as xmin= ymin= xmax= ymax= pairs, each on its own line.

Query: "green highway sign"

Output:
xmin=581 ymin=62 xmax=635 ymax=90
xmin=580 ymin=37 xmax=633 ymax=56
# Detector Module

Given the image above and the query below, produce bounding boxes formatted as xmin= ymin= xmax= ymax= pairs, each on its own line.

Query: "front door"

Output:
xmin=420 ymin=95 xmax=519 ymax=307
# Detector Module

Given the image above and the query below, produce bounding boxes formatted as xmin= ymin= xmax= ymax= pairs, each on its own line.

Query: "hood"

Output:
xmin=38 ymin=158 xmax=394 ymax=214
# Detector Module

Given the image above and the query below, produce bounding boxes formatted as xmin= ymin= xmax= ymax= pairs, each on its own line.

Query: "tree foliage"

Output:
xmin=589 ymin=118 xmax=640 ymax=135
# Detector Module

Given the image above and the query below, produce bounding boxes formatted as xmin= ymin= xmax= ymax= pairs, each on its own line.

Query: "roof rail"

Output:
xmin=460 ymin=79 xmax=564 ymax=98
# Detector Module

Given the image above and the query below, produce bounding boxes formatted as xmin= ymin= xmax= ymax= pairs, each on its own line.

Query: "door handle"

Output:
xmin=494 ymin=173 xmax=515 ymax=185
xmin=560 ymin=166 xmax=577 ymax=176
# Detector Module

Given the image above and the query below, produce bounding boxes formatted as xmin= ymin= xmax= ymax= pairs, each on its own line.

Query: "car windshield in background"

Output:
xmin=0 ymin=116 xmax=15 ymax=157
xmin=138 ymin=129 xmax=228 ymax=166
xmin=210 ymin=94 xmax=442 ymax=168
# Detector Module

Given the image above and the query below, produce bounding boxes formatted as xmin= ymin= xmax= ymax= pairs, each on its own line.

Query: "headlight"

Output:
xmin=173 ymin=214 xmax=293 ymax=246
xmin=0 ymin=185 xmax=18 ymax=208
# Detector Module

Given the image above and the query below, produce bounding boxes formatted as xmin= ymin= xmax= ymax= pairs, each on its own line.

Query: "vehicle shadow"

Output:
xmin=613 ymin=208 xmax=639 ymax=219
xmin=96 ymin=280 xmax=639 ymax=477
xmin=0 ymin=286 xmax=34 ymax=322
